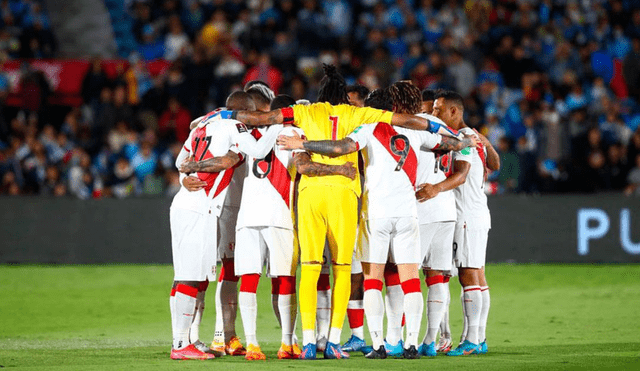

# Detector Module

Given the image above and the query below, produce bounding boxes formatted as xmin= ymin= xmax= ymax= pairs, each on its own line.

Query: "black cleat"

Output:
xmin=365 ymin=346 xmax=388 ymax=359
xmin=403 ymin=345 xmax=421 ymax=359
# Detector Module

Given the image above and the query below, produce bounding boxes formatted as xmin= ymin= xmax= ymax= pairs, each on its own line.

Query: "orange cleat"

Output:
xmin=277 ymin=343 xmax=299 ymax=359
xmin=245 ymin=344 xmax=267 ymax=360
xmin=170 ymin=344 xmax=216 ymax=360
xmin=291 ymin=342 xmax=302 ymax=357
xmin=210 ymin=340 xmax=225 ymax=355
xmin=225 ymin=336 xmax=247 ymax=356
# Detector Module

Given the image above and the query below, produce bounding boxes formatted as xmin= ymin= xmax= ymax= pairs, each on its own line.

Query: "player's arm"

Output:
xmin=434 ymin=134 xmax=478 ymax=152
xmin=391 ymin=113 xmax=461 ymax=138
xmin=179 ymin=150 xmax=241 ymax=173
xmin=233 ymin=124 xmax=283 ymax=159
xmin=293 ymin=152 xmax=356 ymax=180
xmin=277 ymin=131 xmax=359 ymax=157
xmin=475 ymin=130 xmax=500 ymax=171
xmin=416 ymin=160 xmax=470 ymax=202
xmin=175 ymin=130 xmax=207 ymax=191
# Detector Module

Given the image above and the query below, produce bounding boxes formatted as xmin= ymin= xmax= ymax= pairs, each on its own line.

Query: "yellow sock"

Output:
xmin=299 ymin=264 xmax=322 ymax=333
xmin=329 ymin=264 xmax=352 ymax=340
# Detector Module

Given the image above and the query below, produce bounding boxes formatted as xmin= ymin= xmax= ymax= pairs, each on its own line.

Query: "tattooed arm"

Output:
xmin=234 ymin=110 xmax=284 ymax=127
xmin=179 ymin=150 xmax=241 ymax=173
xmin=277 ymin=131 xmax=359 ymax=157
xmin=434 ymin=134 xmax=478 ymax=152
xmin=294 ymin=152 xmax=357 ymax=179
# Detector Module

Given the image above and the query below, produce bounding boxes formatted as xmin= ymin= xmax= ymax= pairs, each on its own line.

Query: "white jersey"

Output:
xmin=171 ymin=118 xmax=276 ymax=216
xmin=223 ymin=162 xmax=246 ymax=208
xmin=453 ymin=127 xmax=491 ymax=229
xmin=236 ymin=125 xmax=304 ymax=230
xmin=347 ymin=122 xmax=442 ymax=220
xmin=415 ymin=113 xmax=457 ymax=224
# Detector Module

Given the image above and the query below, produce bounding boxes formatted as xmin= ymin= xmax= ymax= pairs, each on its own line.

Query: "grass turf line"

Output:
xmin=1 ymin=264 xmax=639 ymax=370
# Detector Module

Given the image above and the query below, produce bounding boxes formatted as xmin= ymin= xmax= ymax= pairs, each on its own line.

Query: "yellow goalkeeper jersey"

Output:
xmin=282 ymin=102 xmax=394 ymax=196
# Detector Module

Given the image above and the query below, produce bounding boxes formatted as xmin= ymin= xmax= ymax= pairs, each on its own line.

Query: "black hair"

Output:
xmin=317 ymin=64 xmax=349 ymax=105
xmin=388 ymin=81 xmax=422 ymax=114
xmin=364 ymin=88 xmax=393 ymax=111
xmin=246 ymin=89 xmax=272 ymax=110
xmin=346 ymin=84 xmax=371 ymax=101
xmin=421 ymin=89 xmax=436 ymax=102
xmin=226 ymin=91 xmax=256 ymax=111
xmin=435 ymin=90 xmax=464 ymax=110
xmin=270 ymin=94 xmax=296 ymax=110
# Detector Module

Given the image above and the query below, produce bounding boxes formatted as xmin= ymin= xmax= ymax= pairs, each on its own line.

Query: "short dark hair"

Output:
xmin=317 ymin=64 xmax=349 ymax=105
xmin=226 ymin=91 xmax=256 ymax=111
xmin=364 ymin=88 xmax=393 ymax=111
xmin=270 ymin=94 xmax=296 ymax=110
xmin=389 ymin=81 xmax=422 ymax=114
xmin=435 ymin=90 xmax=464 ymax=110
xmin=346 ymin=84 xmax=371 ymax=101
xmin=421 ymin=89 xmax=436 ymax=102
xmin=246 ymin=89 xmax=272 ymax=110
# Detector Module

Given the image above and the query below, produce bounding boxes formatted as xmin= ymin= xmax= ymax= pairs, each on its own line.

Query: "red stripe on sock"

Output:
xmin=364 ymin=279 xmax=383 ymax=291
xmin=221 ymin=261 xmax=239 ymax=282
xmin=481 ymin=287 xmax=490 ymax=291
xmin=401 ymin=314 xmax=406 ymax=327
xmin=240 ymin=274 xmax=260 ymax=293
xmin=464 ymin=287 xmax=482 ymax=292
xmin=347 ymin=308 xmax=364 ymax=328
xmin=443 ymin=276 xmax=450 ymax=284
xmin=176 ymin=284 xmax=198 ymax=298
xmin=401 ymin=278 xmax=421 ymax=294
xmin=317 ymin=273 xmax=331 ymax=291
xmin=278 ymin=276 xmax=296 ymax=295
xmin=426 ymin=275 xmax=445 ymax=287
xmin=199 ymin=281 xmax=209 ymax=291
xmin=170 ymin=287 xmax=176 ymax=297
xmin=271 ymin=277 xmax=280 ymax=295
xmin=384 ymin=269 xmax=401 ymax=287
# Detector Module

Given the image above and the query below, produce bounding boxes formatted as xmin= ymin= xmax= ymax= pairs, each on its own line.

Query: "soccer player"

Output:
xmin=207 ymin=65 xmax=461 ymax=359
xmin=430 ymin=90 xmax=500 ymax=356
xmin=277 ymin=86 xmax=478 ymax=359
xmin=421 ymin=89 xmax=436 ymax=114
xmin=346 ymin=84 xmax=370 ymax=107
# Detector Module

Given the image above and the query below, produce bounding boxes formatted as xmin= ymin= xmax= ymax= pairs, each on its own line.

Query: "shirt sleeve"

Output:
xmin=347 ymin=124 xmax=374 ymax=150
xmin=232 ymin=122 xmax=281 ymax=159
xmin=290 ymin=104 xmax=310 ymax=132
xmin=175 ymin=130 xmax=195 ymax=169
xmin=418 ymin=132 xmax=443 ymax=151
xmin=350 ymin=107 xmax=394 ymax=129
xmin=453 ymin=146 xmax=474 ymax=163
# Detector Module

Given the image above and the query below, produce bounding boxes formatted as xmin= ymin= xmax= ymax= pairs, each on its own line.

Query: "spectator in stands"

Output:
xmin=68 ymin=150 xmax=101 ymax=200
xmin=158 ymin=96 xmax=190 ymax=144
xmin=625 ymin=153 xmax=640 ymax=196
xmin=164 ymin=15 xmax=188 ymax=61
xmin=130 ymin=140 xmax=157 ymax=184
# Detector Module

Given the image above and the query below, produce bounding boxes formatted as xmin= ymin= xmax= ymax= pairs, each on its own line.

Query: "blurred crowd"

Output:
xmin=2 ymin=0 xmax=640 ymax=198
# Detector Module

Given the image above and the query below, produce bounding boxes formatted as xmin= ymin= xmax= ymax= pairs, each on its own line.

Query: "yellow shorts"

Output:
xmin=297 ymin=185 xmax=358 ymax=265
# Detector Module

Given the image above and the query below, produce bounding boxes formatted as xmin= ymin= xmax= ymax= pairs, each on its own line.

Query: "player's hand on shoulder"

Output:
xmin=340 ymin=161 xmax=357 ymax=180
xmin=277 ymin=131 xmax=304 ymax=150
xmin=415 ymin=183 xmax=439 ymax=202
xmin=473 ymin=129 xmax=490 ymax=146
xmin=462 ymin=132 xmax=479 ymax=148
xmin=182 ymin=175 xmax=207 ymax=192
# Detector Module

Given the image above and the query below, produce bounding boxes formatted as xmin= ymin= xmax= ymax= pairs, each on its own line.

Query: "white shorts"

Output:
xmin=170 ymin=208 xmax=218 ymax=281
xmin=362 ymin=217 xmax=421 ymax=265
xmin=453 ymin=223 xmax=489 ymax=269
xmin=234 ymin=226 xmax=298 ymax=277
xmin=420 ymin=222 xmax=455 ymax=271
xmin=217 ymin=205 xmax=239 ymax=260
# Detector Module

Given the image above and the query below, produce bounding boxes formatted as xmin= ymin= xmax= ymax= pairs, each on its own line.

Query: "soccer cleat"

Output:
xmin=478 ymin=340 xmax=488 ymax=354
xmin=170 ymin=344 xmax=216 ymax=360
xmin=436 ymin=336 xmax=453 ymax=353
xmin=292 ymin=342 xmax=302 ymax=357
xmin=210 ymin=340 xmax=225 ymax=355
xmin=193 ymin=340 xmax=224 ymax=357
xmin=298 ymin=343 xmax=317 ymax=360
xmin=447 ymin=340 xmax=480 ymax=356
xmin=245 ymin=344 xmax=266 ymax=360
xmin=341 ymin=334 xmax=367 ymax=352
xmin=277 ymin=343 xmax=299 ymax=359
xmin=225 ymin=336 xmax=247 ymax=356
xmin=364 ymin=345 xmax=387 ymax=359
xmin=418 ymin=341 xmax=437 ymax=357
xmin=403 ymin=345 xmax=421 ymax=359
xmin=323 ymin=342 xmax=350 ymax=359
xmin=316 ymin=336 xmax=328 ymax=352
xmin=384 ymin=339 xmax=404 ymax=357
xmin=359 ymin=345 xmax=373 ymax=355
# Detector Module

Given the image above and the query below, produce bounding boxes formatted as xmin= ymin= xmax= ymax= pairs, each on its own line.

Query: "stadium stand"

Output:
xmin=1 ymin=0 xmax=640 ymax=198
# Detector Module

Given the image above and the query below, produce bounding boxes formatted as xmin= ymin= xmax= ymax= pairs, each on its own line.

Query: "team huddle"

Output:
xmin=167 ymin=64 xmax=500 ymax=361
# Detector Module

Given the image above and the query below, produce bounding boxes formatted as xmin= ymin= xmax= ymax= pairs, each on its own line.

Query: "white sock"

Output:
xmin=272 ymin=294 xmax=282 ymax=326
xmin=424 ymin=282 xmax=446 ymax=344
xmin=316 ymin=289 xmax=331 ymax=341
xmin=364 ymin=285 xmax=384 ymax=349
xmin=463 ymin=286 xmax=482 ymax=345
xmin=189 ymin=289 xmax=205 ymax=343
xmin=385 ymin=284 xmax=404 ymax=346
xmin=239 ymin=291 xmax=258 ymax=346
xmin=440 ymin=281 xmax=451 ymax=338
xmin=302 ymin=329 xmax=315 ymax=346
xmin=348 ymin=300 xmax=365 ymax=339
xmin=173 ymin=286 xmax=197 ymax=349
xmin=403 ymin=291 xmax=423 ymax=348
xmin=213 ymin=281 xmax=224 ymax=343
xmin=460 ymin=288 xmax=468 ymax=343
xmin=479 ymin=287 xmax=490 ymax=342
xmin=278 ymin=293 xmax=296 ymax=346
xmin=328 ymin=327 xmax=342 ymax=345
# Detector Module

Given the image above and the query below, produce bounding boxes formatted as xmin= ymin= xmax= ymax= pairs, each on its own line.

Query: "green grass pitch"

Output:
xmin=1 ymin=264 xmax=639 ymax=370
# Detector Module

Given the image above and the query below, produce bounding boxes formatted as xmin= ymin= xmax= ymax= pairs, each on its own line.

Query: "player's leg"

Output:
xmin=325 ymin=188 xmax=358 ymax=359
xmin=236 ymin=227 xmax=266 ymax=360
xmin=316 ymin=245 xmax=332 ymax=351
xmin=383 ymin=263 xmax=404 ymax=355
xmin=437 ymin=273 xmax=453 ymax=353
xmin=189 ymin=280 xmax=210 ymax=353
xmin=362 ymin=262 xmax=387 ymax=359
xmin=343 ymin=260 xmax=366 ymax=352
xmin=169 ymin=208 xmax=215 ymax=360
xmin=393 ymin=217 xmax=424 ymax=359
xmin=297 ymin=186 xmax=329 ymax=359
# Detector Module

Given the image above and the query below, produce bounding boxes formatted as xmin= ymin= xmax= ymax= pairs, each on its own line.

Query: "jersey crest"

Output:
xmin=372 ymin=123 xmax=418 ymax=186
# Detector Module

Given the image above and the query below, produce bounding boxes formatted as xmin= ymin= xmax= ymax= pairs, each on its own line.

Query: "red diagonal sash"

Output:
xmin=372 ymin=123 xmax=418 ymax=187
